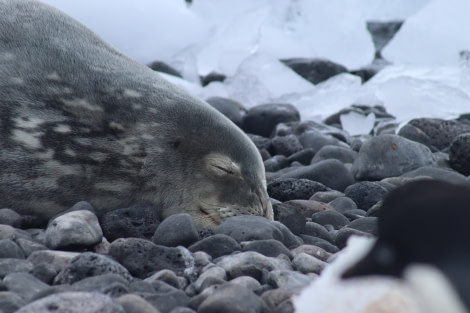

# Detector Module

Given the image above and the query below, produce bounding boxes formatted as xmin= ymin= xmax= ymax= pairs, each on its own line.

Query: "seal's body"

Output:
xmin=0 ymin=0 xmax=273 ymax=227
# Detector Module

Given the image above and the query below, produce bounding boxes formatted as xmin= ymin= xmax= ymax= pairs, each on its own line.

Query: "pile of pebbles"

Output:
xmin=1 ymin=101 xmax=469 ymax=313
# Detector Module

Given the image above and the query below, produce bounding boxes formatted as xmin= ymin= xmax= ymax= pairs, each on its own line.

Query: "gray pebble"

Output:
xmin=290 ymin=244 xmax=331 ymax=262
xmin=0 ymin=291 xmax=26 ymax=313
xmin=27 ymin=250 xmax=79 ymax=274
xmin=145 ymin=269 xmax=181 ymax=289
xmin=0 ymin=239 xmax=25 ymax=259
xmin=267 ymin=269 xmax=315 ymax=291
xmin=229 ymin=276 xmax=262 ymax=291
xmin=116 ymin=294 xmax=160 ymax=313
xmin=71 ymin=274 xmax=130 ymax=297
xmin=292 ymin=253 xmax=326 ymax=274
xmin=45 ymin=210 xmax=103 ymax=249
xmin=214 ymin=216 xmax=283 ymax=243
xmin=242 ymin=239 xmax=292 ymax=259
xmin=3 ymin=273 xmax=49 ymax=302
xmin=0 ymin=259 xmax=34 ymax=279
xmin=0 ymin=209 xmax=22 ymax=228
xmin=188 ymin=234 xmax=241 ymax=259
xmin=15 ymin=291 xmax=125 ymax=313
xmin=152 ymin=213 xmax=199 ymax=247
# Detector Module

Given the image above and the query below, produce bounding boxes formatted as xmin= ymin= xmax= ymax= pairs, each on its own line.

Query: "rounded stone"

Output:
xmin=311 ymin=211 xmax=350 ymax=229
xmin=311 ymin=145 xmax=357 ymax=164
xmin=117 ymin=294 xmax=160 ymax=313
xmin=352 ymin=134 xmax=436 ymax=180
xmin=272 ymin=203 xmax=306 ymax=235
xmin=0 ymin=209 xmax=22 ymax=228
xmin=292 ymin=253 xmax=327 ymax=274
xmin=54 ymin=252 xmax=132 ymax=285
xmin=301 ymin=222 xmax=333 ymax=243
xmin=0 ymin=239 xmax=25 ymax=259
xmin=344 ymin=181 xmax=389 ymax=211
xmin=346 ymin=217 xmax=379 ymax=236
xmin=280 ymin=159 xmax=355 ymax=192
xmin=267 ymin=178 xmax=330 ymax=202
xmin=328 ymin=196 xmax=358 ymax=214
xmin=286 ymin=148 xmax=316 ymax=165
xmin=271 ymin=135 xmax=303 ymax=157
xmin=242 ymin=103 xmax=300 ymax=138
xmin=214 ymin=216 xmax=283 ymax=243
xmin=449 ymin=133 xmax=470 ymax=176
xmin=152 ymin=213 xmax=199 ymax=247
xmin=188 ymin=234 xmax=241 ymax=259
xmin=291 ymin=245 xmax=331 ymax=262
xmin=45 ymin=210 xmax=103 ymax=249
xmin=241 ymin=239 xmax=292 ymax=259
xmin=15 ymin=292 xmax=125 ymax=313
xmin=281 ymin=58 xmax=347 ymax=84
xmin=206 ymin=96 xmax=246 ymax=128
xmin=409 ymin=118 xmax=470 ymax=150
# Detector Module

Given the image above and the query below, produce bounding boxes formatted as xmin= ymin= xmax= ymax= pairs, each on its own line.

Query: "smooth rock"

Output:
xmin=0 ymin=239 xmax=25 ymax=259
xmin=261 ymin=289 xmax=294 ymax=313
xmin=100 ymin=203 xmax=161 ymax=242
xmin=71 ymin=274 xmax=130 ymax=297
xmin=0 ymin=291 xmax=26 ymax=313
xmin=0 ymin=225 xmax=31 ymax=241
xmin=54 ymin=252 xmax=132 ymax=284
xmin=145 ymin=270 xmax=181 ymax=290
xmin=140 ymin=290 xmax=190 ymax=313
xmin=299 ymin=236 xmax=339 ymax=253
xmin=271 ymin=135 xmax=303 ymax=157
xmin=214 ymin=216 xmax=283 ymax=243
xmin=297 ymin=130 xmax=348 ymax=153
xmin=117 ymin=293 xmax=160 ymax=313
xmin=346 ymin=217 xmax=378 ymax=236
xmin=264 ymin=155 xmax=289 ymax=172
xmin=334 ymin=228 xmax=373 ymax=249
xmin=280 ymin=159 xmax=354 ymax=192
xmin=292 ymin=253 xmax=326 ymax=274
xmin=31 ymin=263 xmax=58 ymax=285
xmin=272 ymin=222 xmax=303 ymax=249
xmin=352 ymin=134 xmax=436 ymax=180
xmin=0 ymin=259 xmax=33 ymax=278
xmin=229 ymin=276 xmax=262 ymax=291
xmin=286 ymin=148 xmax=316 ymax=165
xmin=206 ymin=96 xmax=246 ymax=128
xmin=192 ymin=266 xmax=227 ymax=293
xmin=284 ymin=200 xmax=335 ymax=218
xmin=309 ymin=190 xmax=345 ymax=203
xmin=243 ymin=103 xmax=300 ymax=138
xmin=15 ymin=292 xmax=125 ymax=313
xmin=449 ymin=133 xmax=470 ymax=176
xmin=311 ymin=211 xmax=349 ymax=229
xmin=328 ymin=196 xmax=358 ymax=214
xmin=267 ymin=270 xmax=315 ymax=291
xmin=152 ymin=213 xmax=199 ymax=247
xmin=188 ymin=234 xmax=240 ymax=259
xmin=290 ymin=245 xmax=331 ymax=262
xmin=281 ymin=58 xmax=347 ymax=84
xmin=272 ymin=203 xmax=305 ymax=235
xmin=311 ymin=145 xmax=357 ymax=164
xmin=15 ymin=238 xmax=47 ymax=258
xmin=0 ymin=209 xmax=22 ymax=228
xmin=3 ymin=273 xmax=49 ymax=302
xmin=109 ymin=238 xmax=194 ymax=279
xmin=242 ymin=240 xmax=292 ymax=259
xmin=197 ymin=283 xmax=270 ymax=313
xmin=301 ymin=222 xmax=333 ymax=243
xmin=27 ymin=250 xmax=79 ymax=274
xmin=267 ymin=178 xmax=330 ymax=202
xmin=45 ymin=210 xmax=103 ymax=249
xmin=344 ymin=181 xmax=389 ymax=211
xmin=400 ymin=166 xmax=470 ymax=186
xmin=398 ymin=124 xmax=435 ymax=150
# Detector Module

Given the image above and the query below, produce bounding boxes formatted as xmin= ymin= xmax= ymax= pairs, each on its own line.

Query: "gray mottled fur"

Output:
xmin=0 ymin=0 xmax=272 ymax=227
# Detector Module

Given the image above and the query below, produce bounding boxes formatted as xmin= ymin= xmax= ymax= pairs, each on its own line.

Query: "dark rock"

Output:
xmin=72 ymin=274 xmax=129 ymax=297
xmin=200 ymin=71 xmax=226 ymax=86
xmin=400 ymin=166 xmax=470 ymax=186
xmin=243 ymin=103 xmax=300 ymax=137
xmin=261 ymin=289 xmax=294 ymax=313
xmin=311 ymin=145 xmax=357 ymax=164
xmin=409 ymin=118 xmax=470 ymax=150
xmin=286 ymin=148 xmax=316 ymax=165
xmin=271 ymin=135 xmax=303 ymax=157
xmin=449 ymin=133 xmax=470 ymax=175
xmin=145 ymin=269 xmax=181 ymax=290
xmin=343 ymin=209 xmax=367 ymax=221
xmin=298 ymin=130 xmax=348 ymax=153
xmin=311 ymin=211 xmax=350 ymax=229
xmin=16 ymin=238 xmax=47 ymax=258
xmin=299 ymin=236 xmax=339 ymax=253
xmin=0 ymin=209 xmax=22 ymax=228
xmin=328 ymin=196 xmax=358 ymax=214
xmin=4 ymin=272 xmax=49 ymax=302
xmin=301 ymin=222 xmax=333 ymax=243
xmin=352 ymin=134 xmax=436 ymax=180
xmin=0 ymin=225 xmax=32 ymax=241
xmin=398 ymin=124 xmax=435 ymax=150
xmin=284 ymin=200 xmax=335 ymax=218
xmin=54 ymin=252 xmax=132 ymax=284
xmin=109 ymin=238 xmax=193 ymax=279
xmin=281 ymin=58 xmax=347 ymax=84
xmin=309 ymin=190 xmax=345 ymax=203
xmin=0 ymin=259 xmax=33 ymax=278
xmin=272 ymin=222 xmax=303 ymax=249
xmin=264 ymin=155 xmax=289 ymax=172
xmin=344 ymin=181 xmax=389 ymax=211
xmin=242 ymin=239 xmax=292 ymax=259
xmin=32 ymin=262 xmax=57 ymax=285
xmin=27 ymin=250 xmax=78 ymax=275
xmin=152 ymin=213 xmax=199 ymax=247
xmin=148 ymin=60 xmax=182 ymax=77
xmin=117 ymin=294 xmax=160 ymax=313
xmin=272 ymin=203 xmax=306 ymax=235
xmin=267 ymin=269 xmax=314 ymax=291
xmin=141 ymin=290 xmax=190 ymax=313
xmin=197 ymin=284 xmax=270 ymax=313
xmin=334 ymin=228 xmax=373 ymax=249
xmin=346 ymin=217 xmax=378 ymax=236
xmin=0 ymin=292 xmax=25 ymax=313
xmin=15 ymin=292 xmax=124 ymax=313
xmin=0 ymin=239 xmax=25 ymax=259
xmin=188 ymin=234 xmax=241 ymax=259
xmin=268 ymin=178 xmax=330 ymax=202
xmin=291 ymin=245 xmax=331 ymax=262
xmin=214 ymin=216 xmax=283 ymax=243
xmin=100 ymin=203 xmax=161 ymax=242
xmin=292 ymin=253 xmax=326 ymax=274
xmin=280 ymin=159 xmax=354 ymax=191
xmin=230 ymin=276 xmax=262 ymax=291
xmin=247 ymin=134 xmax=272 ymax=150
xmin=206 ymin=97 xmax=246 ymax=127
xmin=366 ymin=21 xmax=403 ymax=56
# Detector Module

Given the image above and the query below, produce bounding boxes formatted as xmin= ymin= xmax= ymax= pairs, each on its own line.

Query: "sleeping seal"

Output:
xmin=0 ymin=0 xmax=273 ymax=228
